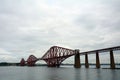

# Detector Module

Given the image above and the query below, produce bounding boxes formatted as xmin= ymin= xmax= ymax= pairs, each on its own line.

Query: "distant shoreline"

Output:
xmin=0 ymin=62 xmax=120 ymax=66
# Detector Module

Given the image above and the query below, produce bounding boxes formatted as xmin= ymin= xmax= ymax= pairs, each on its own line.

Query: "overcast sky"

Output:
xmin=0 ymin=0 xmax=120 ymax=63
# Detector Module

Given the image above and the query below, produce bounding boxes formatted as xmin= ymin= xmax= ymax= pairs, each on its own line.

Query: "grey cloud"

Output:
xmin=0 ymin=0 xmax=120 ymax=62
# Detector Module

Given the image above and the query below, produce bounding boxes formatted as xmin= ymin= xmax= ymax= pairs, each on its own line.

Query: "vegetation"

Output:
xmin=0 ymin=62 xmax=20 ymax=66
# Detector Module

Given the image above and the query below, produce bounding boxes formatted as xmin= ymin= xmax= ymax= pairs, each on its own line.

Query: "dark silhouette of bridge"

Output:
xmin=20 ymin=46 xmax=120 ymax=68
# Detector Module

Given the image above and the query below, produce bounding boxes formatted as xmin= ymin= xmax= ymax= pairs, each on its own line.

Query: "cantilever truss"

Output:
xmin=20 ymin=46 xmax=120 ymax=67
xmin=23 ymin=46 xmax=75 ymax=66
xmin=41 ymin=46 xmax=75 ymax=67
xmin=27 ymin=55 xmax=38 ymax=66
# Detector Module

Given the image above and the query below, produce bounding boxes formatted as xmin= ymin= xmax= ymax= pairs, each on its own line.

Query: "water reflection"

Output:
xmin=0 ymin=67 xmax=120 ymax=80
xmin=47 ymin=68 xmax=62 ymax=80
xmin=95 ymin=69 xmax=102 ymax=80
xmin=26 ymin=67 xmax=36 ymax=80
xmin=74 ymin=68 xmax=80 ymax=80
xmin=110 ymin=70 xmax=118 ymax=80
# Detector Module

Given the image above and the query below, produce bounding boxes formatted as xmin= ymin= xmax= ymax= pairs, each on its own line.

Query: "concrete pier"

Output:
xmin=110 ymin=50 xmax=116 ymax=69
xmin=96 ymin=51 xmax=100 ymax=68
xmin=85 ymin=53 xmax=89 ymax=68
xmin=74 ymin=50 xmax=81 ymax=68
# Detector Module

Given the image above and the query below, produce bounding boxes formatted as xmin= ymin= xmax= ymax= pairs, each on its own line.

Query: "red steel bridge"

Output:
xmin=20 ymin=46 xmax=120 ymax=68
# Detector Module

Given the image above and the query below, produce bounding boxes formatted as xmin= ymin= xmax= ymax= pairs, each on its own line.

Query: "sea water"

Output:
xmin=0 ymin=66 xmax=120 ymax=80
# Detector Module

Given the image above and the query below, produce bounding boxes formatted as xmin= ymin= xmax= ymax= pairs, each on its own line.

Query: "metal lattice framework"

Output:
xmin=20 ymin=58 xmax=25 ymax=66
xmin=80 ymin=46 xmax=120 ymax=55
xmin=20 ymin=46 xmax=120 ymax=67
xmin=27 ymin=55 xmax=38 ymax=66
xmin=41 ymin=46 xmax=75 ymax=67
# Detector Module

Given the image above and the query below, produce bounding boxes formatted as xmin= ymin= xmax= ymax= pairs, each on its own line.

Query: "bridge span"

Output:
xmin=20 ymin=46 xmax=120 ymax=68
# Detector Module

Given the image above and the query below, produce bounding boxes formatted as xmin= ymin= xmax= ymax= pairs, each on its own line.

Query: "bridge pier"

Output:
xmin=27 ymin=61 xmax=36 ymax=66
xmin=74 ymin=50 xmax=81 ymax=68
xmin=85 ymin=53 xmax=89 ymax=68
xmin=20 ymin=58 xmax=25 ymax=66
xmin=96 ymin=51 xmax=100 ymax=68
xmin=110 ymin=50 xmax=116 ymax=69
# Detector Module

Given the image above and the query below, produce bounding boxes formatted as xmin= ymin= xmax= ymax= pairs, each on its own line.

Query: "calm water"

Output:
xmin=0 ymin=66 xmax=120 ymax=80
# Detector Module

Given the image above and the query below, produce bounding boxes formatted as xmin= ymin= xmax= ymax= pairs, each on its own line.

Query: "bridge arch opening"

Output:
xmin=99 ymin=52 xmax=110 ymax=68
xmin=60 ymin=56 xmax=74 ymax=66
xmin=114 ymin=51 xmax=120 ymax=68
xmin=35 ymin=60 xmax=46 ymax=66
xmin=86 ymin=54 xmax=95 ymax=68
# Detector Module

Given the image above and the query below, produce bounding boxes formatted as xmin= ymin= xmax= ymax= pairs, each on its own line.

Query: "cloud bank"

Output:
xmin=0 ymin=0 xmax=120 ymax=62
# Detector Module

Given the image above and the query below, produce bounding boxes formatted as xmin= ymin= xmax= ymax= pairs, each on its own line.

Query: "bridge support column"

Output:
xmin=20 ymin=58 xmax=25 ymax=66
xmin=110 ymin=50 xmax=115 ymax=69
xmin=74 ymin=50 xmax=81 ymax=68
xmin=96 ymin=52 xmax=100 ymax=68
xmin=27 ymin=61 xmax=36 ymax=66
xmin=85 ymin=53 xmax=89 ymax=68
